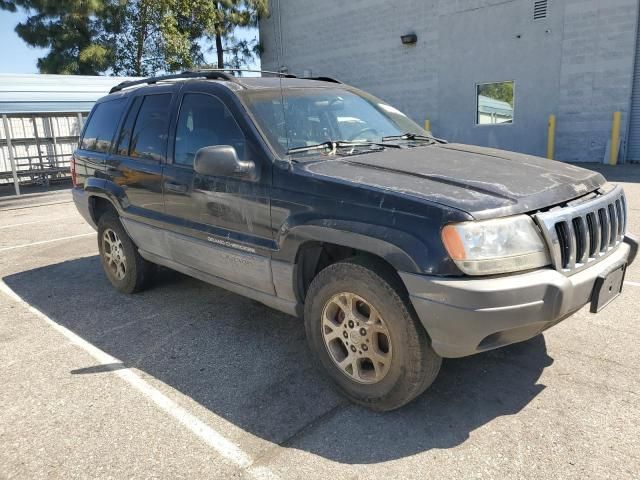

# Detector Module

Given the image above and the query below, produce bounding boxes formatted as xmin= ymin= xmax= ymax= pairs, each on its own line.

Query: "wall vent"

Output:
xmin=533 ymin=0 xmax=548 ymax=20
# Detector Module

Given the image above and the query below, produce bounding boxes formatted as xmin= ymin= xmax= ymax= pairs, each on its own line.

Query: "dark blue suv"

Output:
xmin=72 ymin=70 xmax=638 ymax=411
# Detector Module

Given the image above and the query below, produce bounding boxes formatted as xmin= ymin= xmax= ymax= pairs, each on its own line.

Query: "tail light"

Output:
xmin=70 ymin=156 xmax=77 ymax=186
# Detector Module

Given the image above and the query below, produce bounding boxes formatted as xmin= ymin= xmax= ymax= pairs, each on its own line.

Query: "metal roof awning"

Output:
xmin=0 ymin=73 xmax=141 ymax=114
xmin=477 ymin=95 xmax=514 ymax=117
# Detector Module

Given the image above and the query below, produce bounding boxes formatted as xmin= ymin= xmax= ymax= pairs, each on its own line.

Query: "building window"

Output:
xmin=476 ymin=81 xmax=514 ymax=125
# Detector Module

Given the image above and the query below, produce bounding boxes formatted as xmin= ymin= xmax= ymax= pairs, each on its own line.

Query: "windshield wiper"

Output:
xmin=286 ymin=140 xmax=401 ymax=155
xmin=381 ymin=133 xmax=447 ymax=144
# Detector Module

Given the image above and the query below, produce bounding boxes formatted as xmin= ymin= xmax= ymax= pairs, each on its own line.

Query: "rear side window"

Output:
xmin=129 ymin=94 xmax=172 ymax=161
xmin=80 ymin=98 xmax=127 ymax=153
xmin=115 ymin=97 xmax=143 ymax=156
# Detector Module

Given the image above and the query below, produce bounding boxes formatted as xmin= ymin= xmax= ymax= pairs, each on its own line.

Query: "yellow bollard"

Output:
xmin=547 ymin=114 xmax=556 ymax=160
xmin=424 ymin=119 xmax=430 ymax=132
xmin=609 ymin=111 xmax=621 ymax=166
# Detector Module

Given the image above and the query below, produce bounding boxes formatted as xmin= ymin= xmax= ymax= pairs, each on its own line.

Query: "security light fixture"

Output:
xmin=401 ymin=33 xmax=417 ymax=45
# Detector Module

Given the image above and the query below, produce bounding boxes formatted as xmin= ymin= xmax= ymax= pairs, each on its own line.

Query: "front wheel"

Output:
xmin=97 ymin=212 xmax=154 ymax=294
xmin=304 ymin=258 xmax=441 ymax=411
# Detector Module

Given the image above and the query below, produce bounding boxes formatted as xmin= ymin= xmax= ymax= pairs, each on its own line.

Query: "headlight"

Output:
xmin=441 ymin=215 xmax=551 ymax=275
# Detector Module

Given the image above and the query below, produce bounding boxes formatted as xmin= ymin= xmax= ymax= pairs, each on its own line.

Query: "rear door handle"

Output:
xmin=164 ymin=182 xmax=188 ymax=194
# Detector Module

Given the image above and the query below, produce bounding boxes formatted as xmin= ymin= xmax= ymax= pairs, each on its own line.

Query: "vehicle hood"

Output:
xmin=302 ymin=143 xmax=606 ymax=219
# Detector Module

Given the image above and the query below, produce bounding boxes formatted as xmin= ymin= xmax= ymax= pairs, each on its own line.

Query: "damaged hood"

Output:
xmin=303 ymin=143 xmax=606 ymax=219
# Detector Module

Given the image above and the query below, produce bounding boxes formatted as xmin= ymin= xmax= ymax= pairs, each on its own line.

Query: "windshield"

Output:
xmin=238 ymin=87 xmax=426 ymax=157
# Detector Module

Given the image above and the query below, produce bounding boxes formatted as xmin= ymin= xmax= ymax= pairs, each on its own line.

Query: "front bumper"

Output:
xmin=401 ymin=235 xmax=638 ymax=358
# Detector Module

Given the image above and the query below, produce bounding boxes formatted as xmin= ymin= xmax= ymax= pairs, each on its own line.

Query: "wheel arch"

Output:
xmin=280 ymin=224 xmax=423 ymax=304
xmin=84 ymin=177 xmax=128 ymax=225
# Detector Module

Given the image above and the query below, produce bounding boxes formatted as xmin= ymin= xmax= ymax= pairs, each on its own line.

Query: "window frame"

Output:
xmin=474 ymin=80 xmax=516 ymax=127
xmin=170 ymin=91 xmax=247 ymax=169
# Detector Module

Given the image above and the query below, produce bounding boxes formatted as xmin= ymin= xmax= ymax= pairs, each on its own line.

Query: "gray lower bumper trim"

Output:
xmin=72 ymin=187 xmax=97 ymax=230
xmin=401 ymin=242 xmax=632 ymax=358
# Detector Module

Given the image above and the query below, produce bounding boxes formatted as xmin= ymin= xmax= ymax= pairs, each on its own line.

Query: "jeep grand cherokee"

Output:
xmin=72 ymin=70 xmax=638 ymax=411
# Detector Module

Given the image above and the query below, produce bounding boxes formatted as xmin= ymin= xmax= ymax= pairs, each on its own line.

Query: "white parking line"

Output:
xmin=0 ymin=200 xmax=73 ymax=212
xmin=0 ymin=233 xmax=94 ymax=252
xmin=0 ymin=216 xmax=77 ymax=230
xmin=0 ymin=280 xmax=280 ymax=477
xmin=625 ymin=281 xmax=640 ymax=287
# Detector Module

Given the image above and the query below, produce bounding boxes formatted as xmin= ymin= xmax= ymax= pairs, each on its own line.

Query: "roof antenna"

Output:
xmin=271 ymin=0 xmax=291 ymax=168
xmin=278 ymin=69 xmax=290 ymax=167
xmin=271 ymin=0 xmax=290 ymax=166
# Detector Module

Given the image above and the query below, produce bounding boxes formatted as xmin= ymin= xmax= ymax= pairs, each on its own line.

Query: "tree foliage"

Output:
xmin=107 ymin=0 xmax=164 ymax=76
xmin=478 ymin=82 xmax=514 ymax=107
xmin=1 ymin=0 xmax=269 ymax=76
xmin=0 ymin=0 xmax=113 ymax=74
xmin=108 ymin=0 xmax=214 ymax=76
xmin=207 ymin=0 xmax=268 ymax=69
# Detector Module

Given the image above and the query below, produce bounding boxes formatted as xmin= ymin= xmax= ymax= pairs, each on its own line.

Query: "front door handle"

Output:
xmin=164 ymin=181 xmax=188 ymax=194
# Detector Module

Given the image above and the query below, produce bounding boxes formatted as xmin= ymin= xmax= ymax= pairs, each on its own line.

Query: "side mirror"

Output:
xmin=193 ymin=145 xmax=256 ymax=179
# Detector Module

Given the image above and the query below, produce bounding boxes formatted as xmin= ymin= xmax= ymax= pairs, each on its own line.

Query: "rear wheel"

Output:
xmin=97 ymin=212 xmax=154 ymax=293
xmin=304 ymin=258 xmax=441 ymax=411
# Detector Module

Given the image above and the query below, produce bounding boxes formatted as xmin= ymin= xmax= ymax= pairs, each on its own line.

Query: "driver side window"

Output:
xmin=174 ymin=93 xmax=246 ymax=166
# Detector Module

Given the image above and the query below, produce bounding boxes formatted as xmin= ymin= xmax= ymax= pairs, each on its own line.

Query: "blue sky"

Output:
xmin=0 ymin=8 xmax=259 ymax=74
xmin=0 ymin=9 xmax=47 ymax=73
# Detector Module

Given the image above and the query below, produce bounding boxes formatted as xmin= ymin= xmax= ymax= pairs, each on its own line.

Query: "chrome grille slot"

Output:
xmin=621 ymin=196 xmax=627 ymax=233
xmin=608 ymin=203 xmax=617 ymax=247
xmin=555 ymin=222 xmax=570 ymax=269
xmin=534 ymin=185 xmax=627 ymax=275
xmin=600 ymin=207 xmax=610 ymax=250
xmin=572 ymin=217 xmax=587 ymax=264
xmin=586 ymin=212 xmax=598 ymax=256
xmin=615 ymin=199 xmax=623 ymax=238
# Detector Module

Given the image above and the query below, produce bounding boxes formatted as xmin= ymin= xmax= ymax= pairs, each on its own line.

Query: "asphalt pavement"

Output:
xmin=1 ymin=164 xmax=639 ymax=479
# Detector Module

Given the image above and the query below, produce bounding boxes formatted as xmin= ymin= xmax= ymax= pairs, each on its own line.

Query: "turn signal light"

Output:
xmin=441 ymin=225 xmax=466 ymax=260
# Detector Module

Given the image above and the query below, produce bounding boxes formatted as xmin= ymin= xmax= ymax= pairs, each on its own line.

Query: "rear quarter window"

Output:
xmin=80 ymin=98 xmax=127 ymax=153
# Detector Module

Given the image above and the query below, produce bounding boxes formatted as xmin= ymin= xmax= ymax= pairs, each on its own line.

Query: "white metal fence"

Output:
xmin=0 ymin=112 xmax=85 ymax=195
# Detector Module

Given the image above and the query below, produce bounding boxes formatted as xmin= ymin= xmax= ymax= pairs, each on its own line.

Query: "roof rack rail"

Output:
xmin=109 ymin=71 xmax=238 ymax=94
xmin=108 ymin=69 xmax=298 ymax=94
xmin=191 ymin=68 xmax=298 ymax=79
xmin=306 ymin=76 xmax=343 ymax=84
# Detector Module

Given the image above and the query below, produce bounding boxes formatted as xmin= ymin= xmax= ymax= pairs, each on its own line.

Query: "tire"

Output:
xmin=304 ymin=257 xmax=442 ymax=411
xmin=97 ymin=212 xmax=154 ymax=294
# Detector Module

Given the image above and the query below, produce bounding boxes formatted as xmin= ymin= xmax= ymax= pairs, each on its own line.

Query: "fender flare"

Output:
xmin=84 ymin=178 xmax=129 ymax=222
xmin=277 ymin=221 xmax=426 ymax=274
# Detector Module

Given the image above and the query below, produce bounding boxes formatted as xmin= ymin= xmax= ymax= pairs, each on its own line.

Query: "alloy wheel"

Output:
xmin=321 ymin=292 xmax=393 ymax=384
xmin=102 ymin=228 xmax=127 ymax=281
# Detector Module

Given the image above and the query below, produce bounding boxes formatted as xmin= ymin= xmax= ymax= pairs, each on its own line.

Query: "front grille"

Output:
xmin=534 ymin=185 xmax=627 ymax=275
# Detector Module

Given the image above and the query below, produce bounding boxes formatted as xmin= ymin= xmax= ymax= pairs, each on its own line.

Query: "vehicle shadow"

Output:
xmin=4 ymin=256 xmax=553 ymax=464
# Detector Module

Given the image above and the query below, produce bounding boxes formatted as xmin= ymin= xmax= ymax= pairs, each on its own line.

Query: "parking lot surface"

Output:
xmin=1 ymin=165 xmax=639 ymax=479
